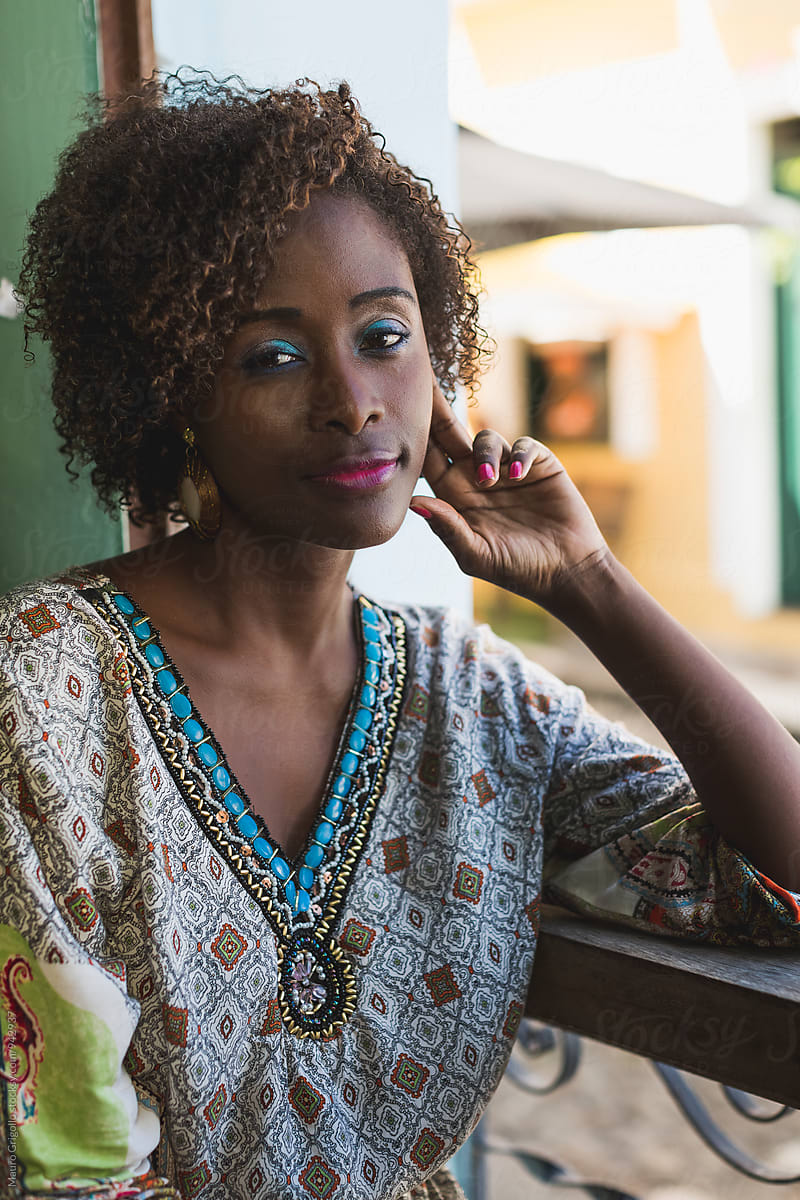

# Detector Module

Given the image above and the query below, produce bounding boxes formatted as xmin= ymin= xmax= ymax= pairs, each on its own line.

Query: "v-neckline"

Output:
xmin=111 ymin=577 xmax=365 ymax=870
xmin=78 ymin=568 xmax=407 ymax=938
xmin=75 ymin=567 xmax=409 ymax=1040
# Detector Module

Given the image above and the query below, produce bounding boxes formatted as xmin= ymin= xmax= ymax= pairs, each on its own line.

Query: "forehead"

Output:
xmin=258 ymin=191 xmax=415 ymax=300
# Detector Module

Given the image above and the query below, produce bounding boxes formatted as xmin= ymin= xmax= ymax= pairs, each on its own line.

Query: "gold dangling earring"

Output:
xmin=178 ymin=427 xmax=221 ymax=541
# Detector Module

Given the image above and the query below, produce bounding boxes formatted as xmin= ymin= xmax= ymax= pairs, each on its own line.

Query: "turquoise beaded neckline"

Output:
xmin=85 ymin=575 xmax=407 ymax=1039
xmin=108 ymin=588 xmax=383 ymax=917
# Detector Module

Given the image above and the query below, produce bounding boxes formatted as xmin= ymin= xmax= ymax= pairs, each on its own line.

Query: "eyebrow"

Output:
xmin=350 ymin=286 xmax=415 ymax=308
xmin=236 ymin=286 xmax=416 ymax=327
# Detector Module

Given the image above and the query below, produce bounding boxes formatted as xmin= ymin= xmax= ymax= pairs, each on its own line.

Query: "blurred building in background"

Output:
xmin=451 ymin=0 xmax=800 ymax=659
xmin=5 ymin=0 xmax=800 ymax=663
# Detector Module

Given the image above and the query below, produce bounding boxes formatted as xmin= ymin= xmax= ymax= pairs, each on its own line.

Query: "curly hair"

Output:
xmin=17 ymin=69 xmax=491 ymax=526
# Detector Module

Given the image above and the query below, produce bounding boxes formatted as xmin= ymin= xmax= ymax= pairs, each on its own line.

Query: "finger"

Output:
xmin=408 ymin=494 xmax=487 ymax=570
xmin=472 ymin=428 xmax=512 ymax=487
xmin=506 ymin=436 xmax=545 ymax=481
xmin=428 ymin=378 xmax=473 ymax=464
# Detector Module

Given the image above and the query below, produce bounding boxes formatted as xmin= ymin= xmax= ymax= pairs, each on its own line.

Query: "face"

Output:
xmin=193 ymin=192 xmax=433 ymax=553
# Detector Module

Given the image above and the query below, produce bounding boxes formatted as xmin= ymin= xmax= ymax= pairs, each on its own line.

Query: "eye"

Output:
xmin=359 ymin=320 xmax=410 ymax=354
xmin=242 ymin=339 xmax=304 ymax=373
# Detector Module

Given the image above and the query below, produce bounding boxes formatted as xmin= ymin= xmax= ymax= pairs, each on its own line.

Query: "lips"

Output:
xmin=307 ymin=453 xmax=400 ymax=490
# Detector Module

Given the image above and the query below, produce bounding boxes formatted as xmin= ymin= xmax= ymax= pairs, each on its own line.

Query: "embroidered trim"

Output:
xmin=82 ymin=579 xmax=407 ymax=1038
xmin=318 ymin=611 xmax=407 ymax=941
xmin=277 ymin=932 xmax=357 ymax=1040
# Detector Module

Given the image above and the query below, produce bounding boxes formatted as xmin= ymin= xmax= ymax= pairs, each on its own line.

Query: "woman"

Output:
xmin=2 ymin=71 xmax=800 ymax=1200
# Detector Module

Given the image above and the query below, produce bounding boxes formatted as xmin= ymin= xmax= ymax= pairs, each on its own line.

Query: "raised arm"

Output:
xmin=411 ymin=377 xmax=800 ymax=892
xmin=541 ymin=551 xmax=800 ymax=892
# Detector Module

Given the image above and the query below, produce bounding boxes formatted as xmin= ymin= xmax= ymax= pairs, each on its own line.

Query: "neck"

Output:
xmin=100 ymin=526 xmax=359 ymax=664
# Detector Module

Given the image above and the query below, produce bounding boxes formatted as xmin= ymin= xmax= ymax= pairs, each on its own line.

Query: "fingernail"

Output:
xmin=410 ymin=504 xmax=432 ymax=519
xmin=478 ymin=463 xmax=495 ymax=484
xmin=509 ymin=461 xmax=523 ymax=480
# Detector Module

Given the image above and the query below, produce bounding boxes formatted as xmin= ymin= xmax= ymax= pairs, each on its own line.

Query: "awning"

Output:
xmin=459 ymin=126 xmax=800 ymax=251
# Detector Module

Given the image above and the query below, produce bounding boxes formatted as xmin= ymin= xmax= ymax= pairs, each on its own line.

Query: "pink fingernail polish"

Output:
xmin=509 ymin=461 xmax=522 ymax=480
xmin=478 ymin=463 xmax=495 ymax=484
xmin=410 ymin=504 xmax=432 ymax=519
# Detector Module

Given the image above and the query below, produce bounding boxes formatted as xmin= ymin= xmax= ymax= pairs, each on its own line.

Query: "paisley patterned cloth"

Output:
xmin=0 ymin=567 xmax=798 ymax=1200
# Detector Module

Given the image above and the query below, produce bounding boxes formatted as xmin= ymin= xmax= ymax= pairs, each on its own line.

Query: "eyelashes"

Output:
xmin=241 ymin=320 xmax=411 ymax=375
xmin=359 ymin=320 xmax=410 ymax=354
xmin=242 ymin=340 xmax=302 ymax=372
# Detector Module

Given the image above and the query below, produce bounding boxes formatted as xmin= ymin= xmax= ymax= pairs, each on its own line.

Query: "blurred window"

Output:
xmin=526 ymin=341 xmax=609 ymax=443
xmin=773 ymin=118 xmax=800 ymax=200
xmin=771 ymin=118 xmax=800 ymax=607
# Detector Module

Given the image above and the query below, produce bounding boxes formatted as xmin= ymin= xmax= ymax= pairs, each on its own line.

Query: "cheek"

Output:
xmin=198 ymin=380 xmax=285 ymax=462
xmin=404 ymin=343 xmax=433 ymax=422
xmin=203 ymin=361 xmax=277 ymax=424
xmin=408 ymin=399 xmax=433 ymax=478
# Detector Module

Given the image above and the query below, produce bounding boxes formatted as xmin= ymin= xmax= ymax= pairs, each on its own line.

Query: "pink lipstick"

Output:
xmin=308 ymin=457 xmax=399 ymax=490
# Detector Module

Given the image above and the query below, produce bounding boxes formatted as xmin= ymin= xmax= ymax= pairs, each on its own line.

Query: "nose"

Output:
xmin=309 ymin=355 xmax=384 ymax=435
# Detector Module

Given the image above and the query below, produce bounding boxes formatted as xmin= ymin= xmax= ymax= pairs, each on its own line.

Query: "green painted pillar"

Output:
xmin=772 ymin=127 xmax=800 ymax=606
xmin=0 ymin=0 xmax=124 ymax=593
xmin=776 ymin=266 xmax=800 ymax=606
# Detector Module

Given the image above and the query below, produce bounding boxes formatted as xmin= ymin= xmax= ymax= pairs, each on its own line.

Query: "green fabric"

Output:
xmin=0 ymin=925 xmax=132 ymax=1190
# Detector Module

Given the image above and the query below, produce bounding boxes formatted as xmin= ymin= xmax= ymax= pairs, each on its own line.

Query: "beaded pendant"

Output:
xmin=277 ymin=933 xmax=356 ymax=1039
xmin=88 ymin=578 xmax=406 ymax=1040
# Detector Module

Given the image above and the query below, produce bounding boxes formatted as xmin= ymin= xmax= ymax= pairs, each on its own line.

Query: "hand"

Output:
xmin=410 ymin=377 xmax=611 ymax=606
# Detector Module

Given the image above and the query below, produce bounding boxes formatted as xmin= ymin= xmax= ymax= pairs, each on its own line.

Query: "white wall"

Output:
xmin=151 ymin=0 xmax=472 ymax=616
xmin=700 ymin=228 xmax=782 ymax=618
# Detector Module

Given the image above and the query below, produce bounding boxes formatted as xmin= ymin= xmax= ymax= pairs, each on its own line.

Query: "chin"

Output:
xmin=244 ymin=493 xmax=412 ymax=553
xmin=327 ymin=524 xmax=403 ymax=552
xmin=322 ymin=508 xmax=409 ymax=552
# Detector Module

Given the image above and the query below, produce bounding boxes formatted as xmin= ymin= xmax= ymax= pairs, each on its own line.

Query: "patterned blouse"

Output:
xmin=1 ymin=567 xmax=798 ymax=1200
